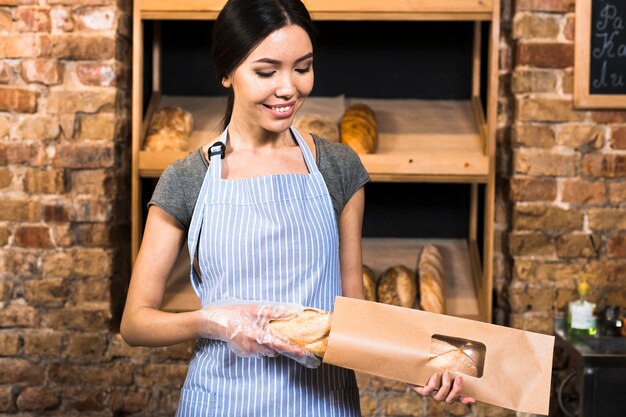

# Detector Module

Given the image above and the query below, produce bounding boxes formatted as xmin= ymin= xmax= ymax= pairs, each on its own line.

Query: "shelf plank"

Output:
xmin=141 ymin=0 xmax=494 ymax=20
xmin=162 ymin=238 xmax=480 ymax=321
xmin=138 ymin=96 xmax=488 ymax=181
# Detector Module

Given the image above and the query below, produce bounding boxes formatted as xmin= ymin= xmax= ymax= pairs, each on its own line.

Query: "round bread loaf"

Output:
xmin=362 ymin=265 xmax=377 ymax=302
xmin=340 ymin=103 xmax=377 ymax=154
xmin=294 ymin=113 xmax=340 ymax=142
xmin=418 ymin=244 xmax=446 ymax=314
xmin=428 ymin=339 xmax=478 ymax=377
xmin=143 ymin=107 xmax=193 ymax=151
xmin=269 ymin=308 xmax=331 ymax=358
xmin=377 ymin=265 xmax=417 ymax=308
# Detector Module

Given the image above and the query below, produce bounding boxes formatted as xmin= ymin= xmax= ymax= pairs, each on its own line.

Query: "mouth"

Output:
xmin=263 ymin=102 xmax=296 ymax=118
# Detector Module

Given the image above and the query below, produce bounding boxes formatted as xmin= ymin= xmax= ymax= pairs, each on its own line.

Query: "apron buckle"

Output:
xmin=209 ymin=141 xmax=226 ymax=159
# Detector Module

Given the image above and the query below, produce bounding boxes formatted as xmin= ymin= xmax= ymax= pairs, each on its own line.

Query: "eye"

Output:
xmin=256 ymin=71 xmax=275 ymax=78
xmin=295 ymin=66 xmax=312 ymax=74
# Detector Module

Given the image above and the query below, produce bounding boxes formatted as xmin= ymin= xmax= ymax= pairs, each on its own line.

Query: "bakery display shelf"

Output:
xmin=139 ymin=95 xmax=489 ymax=182
xmin=140 ymin=0 xmax=494 ymax=21
xmin=161 ymin=237 xmax=481 ymax=321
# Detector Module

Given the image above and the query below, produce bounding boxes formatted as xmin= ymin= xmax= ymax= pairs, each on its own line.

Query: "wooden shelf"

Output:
xmin=141 ymin=0 xmax=494 ymax=21
xmin=162 ymin=238 xmax=481 ymax=321
xmin=139 ymin=95 xmax=489 ymax=182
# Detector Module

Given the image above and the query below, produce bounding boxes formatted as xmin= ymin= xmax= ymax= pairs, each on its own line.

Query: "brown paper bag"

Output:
xmin=323 ymin=297 xmax=554 ymax=415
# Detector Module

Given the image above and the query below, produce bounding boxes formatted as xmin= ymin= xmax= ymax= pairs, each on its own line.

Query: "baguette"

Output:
xmin=269 ymin=308 xmax=331 ymax=357
xmin=428 ymin=339 xmax=478 ymax=377
xmin=340 ymin=103 xmax=378 ymax=154
xmin=418 ymin=245 xmax=446 ymax=314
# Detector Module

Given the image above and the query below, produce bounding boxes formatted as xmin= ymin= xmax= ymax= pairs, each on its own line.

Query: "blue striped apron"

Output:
xmin=176 ymin=126 xmax=361 ymax=417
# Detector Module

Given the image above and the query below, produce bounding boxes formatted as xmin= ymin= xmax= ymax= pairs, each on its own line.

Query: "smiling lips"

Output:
xmin=264 ymin=102 xmax=295 ymax=118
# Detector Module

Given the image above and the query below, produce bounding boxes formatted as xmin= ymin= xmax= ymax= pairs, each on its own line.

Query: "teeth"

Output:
xmin=272 ymin=105 xmax=291 ymax=113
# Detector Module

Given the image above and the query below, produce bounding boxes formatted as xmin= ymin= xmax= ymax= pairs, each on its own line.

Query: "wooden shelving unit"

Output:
xmin=132 ymin=0 xmax=500 ymax=322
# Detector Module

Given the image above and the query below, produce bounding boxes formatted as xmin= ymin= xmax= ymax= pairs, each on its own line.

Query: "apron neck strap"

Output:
xmin=207 ymin=125 xmax=319 ymax=178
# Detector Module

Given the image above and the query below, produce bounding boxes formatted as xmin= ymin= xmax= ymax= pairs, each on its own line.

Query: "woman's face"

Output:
xmin=225 ymin=24 xmax=314 ymax=135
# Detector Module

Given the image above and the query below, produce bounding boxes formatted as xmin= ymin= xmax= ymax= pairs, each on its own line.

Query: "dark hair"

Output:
xmin=212 ymin=0 xmax=317 ymax=130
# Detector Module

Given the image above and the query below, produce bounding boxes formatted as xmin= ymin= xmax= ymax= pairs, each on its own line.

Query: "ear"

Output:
xmin=222 ymin=77 xmax=232 ymax=88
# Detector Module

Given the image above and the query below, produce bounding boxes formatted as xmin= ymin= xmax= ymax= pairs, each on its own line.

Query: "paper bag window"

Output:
xmin=429 ymin=334 xmax=486 ymax=378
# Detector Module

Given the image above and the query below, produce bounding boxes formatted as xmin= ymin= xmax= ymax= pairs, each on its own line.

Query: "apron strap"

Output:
xmin=290 ymin=126 xmax=320 ymax=174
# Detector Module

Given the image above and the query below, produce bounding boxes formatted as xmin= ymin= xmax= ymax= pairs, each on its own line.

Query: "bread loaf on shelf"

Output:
xmin=418 ymin=244 xmax=446 ymax=314
xmin=428 ymin=338 xmax=478 ymax=377
xmin=269 ymin=308 xmax=331 ymax=358
xmin=143 ymin=107 xmax=194 ymax=151
xmin=340 ymin=103 xmax=378 ymax=154
xmin=362 ymin=265 xmax=377 ymax=302
xmin=294 ymin=113 xmax=340 ymax=142
xmin=377 ymin=265 xmax=417 ymax=308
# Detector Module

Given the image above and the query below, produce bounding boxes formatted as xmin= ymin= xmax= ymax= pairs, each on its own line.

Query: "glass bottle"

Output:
xmin=567 ymin=275 xmax=597 ymax=338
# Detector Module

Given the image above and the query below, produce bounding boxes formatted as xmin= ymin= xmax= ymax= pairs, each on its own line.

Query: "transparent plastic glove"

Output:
xmin=198 ymin=300 xmax=321 ymax=368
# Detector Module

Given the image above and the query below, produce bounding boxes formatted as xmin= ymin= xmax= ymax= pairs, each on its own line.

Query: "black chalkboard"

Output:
xmin=589 ymin=0 xmax=626 ymax=94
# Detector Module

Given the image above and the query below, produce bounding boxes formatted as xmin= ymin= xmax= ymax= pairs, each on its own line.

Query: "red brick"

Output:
xmin=0 ymin=34 xmax=40 ymax=58
xmin=516 ymin=0 xmax=575 ymax=12
xmin=608 ymin=235 xmax=626 ymax=258
xmin=43 ymin=203 xmax=72 ymax=222
xmin=23 ymin=278 xmax=67 ymax=303
xmin=516 ymin=97 xmax=584 ymax=122
xmin=583 ymin=153 xmax=626 ymax=178
xmin=0 ymin=10 xmax=11 ymax=32
xmin=47 ymin=90 xmax=116 ymax=113
xmin=509 ymin=312 xmax=553 ymax=334
xmin=14 ymin=226 xmax=54 ymax=249
xmin=557 ymin=124 xmax=604 ymax=149
xmin=0 ymin=200 xmax=41 ymax=222
xmin=513 ymin=204 xmax=584 ymax=231
xmin=590 ymin=111 xmax=626 ymax=124
xmin=73 ymin=278 xmax=110 ymax=303
xmin=20 ymin=59 xmax=63 ymax=85
xmin=0 ymin=304 xmax=37 ymax=327
xmin=0 ymin=88 xmax=37 ymax=113
xmin=15 ymin=114 xmax=61 ymax=140
xmin=0 ymin=225 xmax=10 ymax=246
xmin=556 ymin=233 xmax=600 ymax=258
xmin=110 ymin=389 xmax=151 ymax=414
xmin=70 ymin=169 xmax=116 ymax=195
xmin=45 ymin=34 xmax=115 ymax=60
xmin=16 ymin=386 xmax=60 ymax=411
xmin=53 ymin=142 xmax=114 ymax=168
xmin=78 ymin=112 xmax=116 ymax=140
xmin=66 ymin=333 xmax=107 ymax=359
xmin=611 ymin=126 xmax=626 ymax=149
xmin=0 ymin=359 xmax=44 ymax=384
xmin=589 ymin=208 xmax=626 ymax=230
xmin=609 ymin=183 xmax=626 ymax=204
xmin=16 ymin=7 xmax=51 ymax=32
xmin=23 ymin=330 xmax=62 ymax=357
xmin=0 ymin=62 xmax=11 ymax=84
xmin=0 ymin=385 xmax=13 ymax=413
xmin=77 ymin=63 xmax=117 ymax=86
xmin=513 ymin=14 xmax=560 ymax=39
xmin=45 ymin=307 xmax=111 ymax=330
xmin=0 ymin=331 xmax=20 ymax=355
xmin=509 ymin=232 xmax=554 ymax=256
xmin=514 ymin=149 xmax=578 ymax=176
xmin=0 ymin=168 xmax=12 ymax=188
xmin=49 ymin=362 xmax=133 ymax=387
xmin=5 ymin=143 xmax=47 ymax=166
xmin=0 ymin=249 xmax=40 ymax=278
xmin=561 ymin=178 xmax=606 ymax=204
xmin=517 ymin=42 xmax=574 ymax=68
xmin=50 ymin=6 xmax=73 ymax=31
xmin=75 ymin=7 xmax=116 ymax=31
xmin=510 ymin=177 xmax=557 ymax=201
xmin=511 ymin=70 xmax=558 ymax=94
xmin=23 ymin=169 xmax=65 ymax=193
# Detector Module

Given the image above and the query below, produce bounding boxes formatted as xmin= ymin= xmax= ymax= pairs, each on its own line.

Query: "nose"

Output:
xmin=275 ymin=73 xmax=295 ymax=98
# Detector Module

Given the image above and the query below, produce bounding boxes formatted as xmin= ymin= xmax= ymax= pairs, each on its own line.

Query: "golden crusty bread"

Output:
xmin=340 ymin=103 xmax=377 ymax=154
xmin=428 ymin=341 xmax=478 ymax=377
xmin=143 ymin=107 xmax=193 ymax=151
xmin=377 ymin=265 xmax=417 ymax=308
xmin=418 ymin=245 xmax=446 ymax=314
xmin=294 ymin=113 xmax=340 ymax=142
xmin=269 ymin=308 xmax=331 ymax=357
xmin=362 ymin=265 xmax=377 ymax=302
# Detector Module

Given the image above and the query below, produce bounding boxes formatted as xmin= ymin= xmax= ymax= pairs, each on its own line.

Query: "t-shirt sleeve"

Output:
xmin=315 ymin=136 xmax=370 ymax=216
xmin=147 ymin=163 xmax=191 ymax=229
xmin=338 ymin=145 xmax=370 ymax=207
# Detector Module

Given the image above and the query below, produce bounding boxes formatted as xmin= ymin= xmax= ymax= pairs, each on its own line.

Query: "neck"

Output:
xmin=227 ymin=118 xmax=294 ymax=152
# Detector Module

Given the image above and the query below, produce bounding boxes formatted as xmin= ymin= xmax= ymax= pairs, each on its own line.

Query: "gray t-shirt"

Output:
xmin=149 ymin=135 xmax=370 ymax=230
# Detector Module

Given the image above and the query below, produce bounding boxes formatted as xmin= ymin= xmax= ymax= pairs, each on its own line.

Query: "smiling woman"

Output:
xmin=121 ymin=1 xmax=470 ymax=416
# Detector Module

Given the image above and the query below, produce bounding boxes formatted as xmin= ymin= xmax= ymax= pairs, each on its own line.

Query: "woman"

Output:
xmin=121 ymin=0 xmax=474 ymax=415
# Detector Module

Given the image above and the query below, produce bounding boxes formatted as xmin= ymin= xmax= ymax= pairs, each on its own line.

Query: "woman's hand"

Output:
xmin=410 ymin=372 xmax=476 ymax=405
xmin=198 ymin=302 xmax=321 ymax=368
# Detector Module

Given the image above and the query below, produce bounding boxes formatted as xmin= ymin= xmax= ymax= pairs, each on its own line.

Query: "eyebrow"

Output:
xmin=252 ymin=52 xmax=314 ymax=65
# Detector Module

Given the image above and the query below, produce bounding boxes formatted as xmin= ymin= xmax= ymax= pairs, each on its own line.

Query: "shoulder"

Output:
xmin=166 ymin=148 xmax=208 ymax=178
xmin=314 ymin=135 xmax=364 ymax=170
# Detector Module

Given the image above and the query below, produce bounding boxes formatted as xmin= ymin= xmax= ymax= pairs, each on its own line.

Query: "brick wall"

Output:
xmin=500 ymin=0 xmax=626 ymax=335
xmin=2 ymin=0 xmax=624 ymax=416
